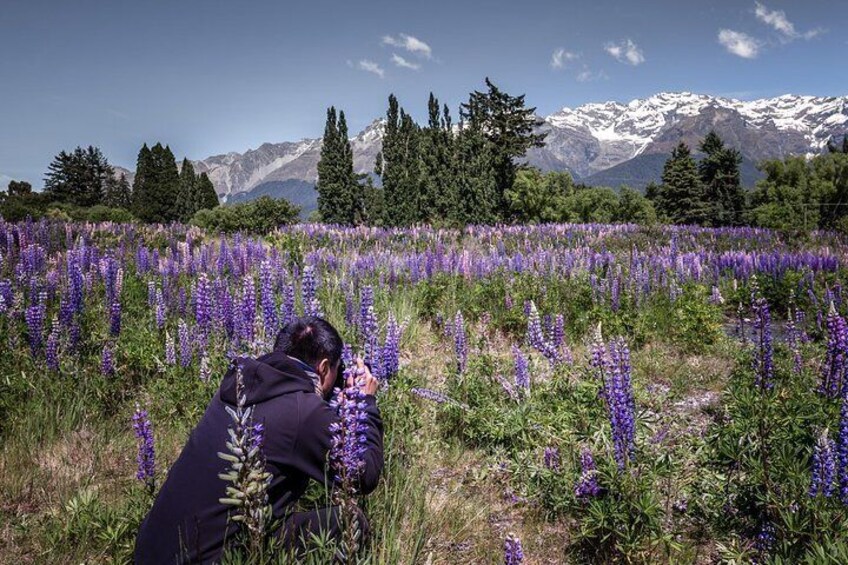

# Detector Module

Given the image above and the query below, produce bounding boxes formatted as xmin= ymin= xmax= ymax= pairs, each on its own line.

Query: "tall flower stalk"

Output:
xmin=132 ymin=404 xmax=156 ymax=495
xmin=329 ymin=365 xmax=369 ymax=563
xmin=217 ymin=364 xmax=272 ymax=556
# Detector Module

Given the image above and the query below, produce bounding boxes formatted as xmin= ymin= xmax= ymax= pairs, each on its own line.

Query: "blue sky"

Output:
xmin=1 ymin=0 xmax=846 ymax=188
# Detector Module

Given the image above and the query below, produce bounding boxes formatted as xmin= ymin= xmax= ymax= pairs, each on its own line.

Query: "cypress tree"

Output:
xmin=657 ymin=142 xmax=709 ymax=225
xmin=104 ymin=173 xmax=132 ymax=209
xmin=133 ymin=143 xmax=180 ymax=223
xmin=453 ymin=122 xmax=499 ymax=225
xmin=698 ymin=131 xmax=744 ymax=226
xmin=194 ymin=172 xmax=219 ymax=212
xmin=378 ymin=95 xmax=404 ymax=226
xmin=337 ymin=111 xmax=361 ymax=225
xmin=176 ymin=158 xmax=197 ymax=221
xmin=420 ymin=94 xmax=456 ymax=223
xmin=317 ymin=107 xmax=341 ymax=223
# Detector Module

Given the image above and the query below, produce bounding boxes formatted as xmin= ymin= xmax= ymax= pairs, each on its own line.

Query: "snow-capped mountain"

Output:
xmin=183 ymin=92 xmax=847 ymax=203
xmin=537 ymin=92 xmax=848 ymax=178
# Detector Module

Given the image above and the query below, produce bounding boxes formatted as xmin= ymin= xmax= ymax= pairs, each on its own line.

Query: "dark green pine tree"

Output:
xmin=420 ymin=93 xmax=456 ymax=223
xmin=452 ymin=121 xmax=499 ymax=225
xmin=316 ymin=107 xmax=360 ymax=225
xmin=175 ymin=158 xmax=197 ymax=221
xmin=44 ymin=145 xmax=114 ymax=207
xmin=194 ymin=172 xmax=219 ymax=212
xmin=336 ymin=111 xmax=362 ymax=225
xmin=133 ymin=143 xmax=181 ymax=223
xmin=377 ymin=95 xmax=406 ymax=226
xmin=103 ymin=173 xmax=132 ymax=209
xmin=317 ymin=107 xmax=342 ymax=223
xmin=657 ymin=142 xmax=709 ymax=225
xmin=460 ymin=78 xmax=546 ymax=220
xmin=698 ymin=131 xmax=744 ymax=226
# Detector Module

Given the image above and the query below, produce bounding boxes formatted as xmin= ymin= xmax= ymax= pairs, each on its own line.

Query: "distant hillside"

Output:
xmin=227 ymin=179 xmax=318 ymax=217
xmin=582 ymin=152 xmax=765 ymax=191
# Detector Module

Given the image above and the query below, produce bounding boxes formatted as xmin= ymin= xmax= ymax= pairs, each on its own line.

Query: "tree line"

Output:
xmin=0 ymin=144 xmax=219 ymax=223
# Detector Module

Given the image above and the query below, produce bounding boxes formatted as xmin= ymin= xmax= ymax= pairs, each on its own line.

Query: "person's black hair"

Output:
xmin=274 ymin=316 xmax=344 ymax=370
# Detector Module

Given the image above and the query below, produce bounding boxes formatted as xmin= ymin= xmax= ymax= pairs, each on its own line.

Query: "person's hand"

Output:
xmin=346 ymin=357 xmax=379 ymax=396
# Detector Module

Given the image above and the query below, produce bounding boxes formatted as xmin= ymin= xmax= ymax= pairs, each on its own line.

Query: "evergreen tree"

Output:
xmin=698 ymin=131 xmax=745 ymax=226
xmin=132 ymin=143 xmax=180 ymax=223
xmin=103 ymin=173 xmax=132 ymax=209
xmin=316 ymin=107 xmax=341 ymax=223
xmin=453 ymin=122 xmax=499 ymax=225
xmin=378 ymin=95 xmax=423 ymax=226
xmin=194 ymin=172 xmax=219 ymax=212
xmin=656 ymin=142 xmax=709 ymax=225
xmin=315 ymin=107 xmax=360 ymax=225
xmin=176 ymin=158 xmax=197 ymax=221
xmin=7 ymin=180 xmax=32 ymax=196
xmin=420 ymin=94 xmax=456 ymax=223
xmin=44 ymin=145 xmax=114 ymax=207
xmin=460 ymin=78 xmax=546 ymax=219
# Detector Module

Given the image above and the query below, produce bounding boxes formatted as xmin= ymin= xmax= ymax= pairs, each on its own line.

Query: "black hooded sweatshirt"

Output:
xmin=134 ymin=351 xmax=384 ymax=564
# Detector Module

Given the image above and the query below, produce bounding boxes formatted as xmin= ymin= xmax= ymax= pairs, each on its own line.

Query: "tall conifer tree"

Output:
xmin=657 ymin=142 xmax=709 ymax=225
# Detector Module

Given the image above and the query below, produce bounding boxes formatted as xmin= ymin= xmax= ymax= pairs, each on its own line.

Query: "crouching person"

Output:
xmin=134 ymin=316 xmax=384 ymax=564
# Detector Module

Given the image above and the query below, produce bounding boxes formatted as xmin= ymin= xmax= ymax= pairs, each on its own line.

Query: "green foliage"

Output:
xmin=44 ymin=145 xmax=114 ymax=207
xmin=655 ymin=142 xmax=710 ymax=225
xmin=460 ymin=77 xmax=547 ymax=213
xmin=132 ymin=143 xmax=181 ymax=223
xmin=699 ymin=131 xmax=745 ymax=227
xmin=317 ymin=107 xmax=364 ymax=226
xmin=505 ymin=168 xmax=573 ymax=223
xmin=190 ymin=195 xmax=300 ymax=233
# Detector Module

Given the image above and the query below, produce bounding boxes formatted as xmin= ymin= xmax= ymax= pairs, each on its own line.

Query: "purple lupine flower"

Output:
xmin=553 ymin=314 xmax=565 ymax=348
xmin=513 ymin=345 xmax=530 ymax=392
xmin=751 ymin=295 xmax=774 ymax=392
xmin=754 ymin=522 xmax=775 ymax=555
xmin=199 ymin=355 xmax=211 ymax=382
xmin=301 ymin=265 xmax=322 ymax=318
xmin=238 ymin=275 xmax=256 ymax=346
xmin=328 ymin=384 xmax=369 ymax=487
xmin=821 ymin=305 xmax=847 ymax=398
xmin=164 ymin=331 xmax=176 ymax=366
xmin=279 ymin=282 xmax=295 ymax=328
xmin=454 ymin=311 xmax=467 ymax=373
xmin=709 ymin=285 xmax=724 ymax=305
xmin=839 ymin=396 xmax=848 ymax=503
xmin=178 ymin=320 xmax=192 ymax=368
xmin=543 ymin=446 xmax=560 ymax=471
xmin=101 ymin=342 xmax=115 ymax=376
xmin=595 ymin=336 xmax=636 ymax=471
xmin=195 ymin=272 xmax=212 ymax=334
xmin=574 ymin=447 xmax=601 ymax=499
xmin=410 ymin=388 xmax=467 ymax=408
xmin=132 ymin=404 xmax=156 ymax=493
xmin=504 ymin=533 xmax=524 ymax=565
xmin=810 ymin=429 xmax=836 ymax=498
xmin=109 ymin=299 xmax=122 ymax=337
xmin=46 ymin=317 xmax=60 ymax=372
xmin=25 ymin=293 xmax=47 ymax=357
xmin=155 ymin=288 xmax=166 ymax=330
xmin=381 ymin=313 xmax=401 ymax=380
xmin=525 ymin=302 xmax=545 ymax=351
xmin=259 ymin=260 xmax=277 ymax=338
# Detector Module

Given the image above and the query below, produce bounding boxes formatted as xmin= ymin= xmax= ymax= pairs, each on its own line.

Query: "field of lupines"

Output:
xmin=3 ymin=219 xmax=848 ymax=563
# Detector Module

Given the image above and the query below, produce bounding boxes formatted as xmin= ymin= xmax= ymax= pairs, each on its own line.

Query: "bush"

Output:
xmin=190 ymin=196 xmax=300 ymax=234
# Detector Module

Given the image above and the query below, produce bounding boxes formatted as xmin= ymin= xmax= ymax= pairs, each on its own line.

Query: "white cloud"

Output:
xmin=550 ymin=48 xmax=579 ymax=69
xmin=604 ymin=39 xmax=645 ymax=66
xmin=754 ymin=2 xmax=822 ymax=41
xmin=391 ymin=53 xmax=420 ymax=70
xmin=357 ymin=59 xmax=385 ymax=78
xmin=381 ymin=34 xmax=432 ymax=59
xmin=718 ymin=29 xmax=761 ymax=58
xmin=576 ymin=67 xmax=608 ymax=82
